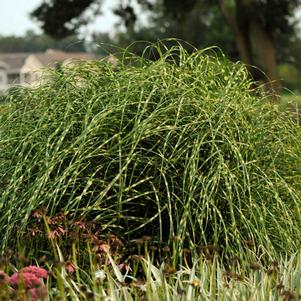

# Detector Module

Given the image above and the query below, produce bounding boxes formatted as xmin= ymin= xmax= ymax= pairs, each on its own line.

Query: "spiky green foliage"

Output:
xmin=3 ymin=242 xmax=301 ymax=301
xmin=0 ymin=43 xmax=301 ymax=256
xmin=50 ymin=249 xmax=301 ymax=301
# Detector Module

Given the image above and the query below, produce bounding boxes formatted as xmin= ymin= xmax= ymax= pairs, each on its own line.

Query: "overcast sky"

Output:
xmin=0 ymin=0 xmax=119 ymax=37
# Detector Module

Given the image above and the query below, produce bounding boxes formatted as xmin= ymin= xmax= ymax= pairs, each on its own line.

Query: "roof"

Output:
xmin=0 ymin=53 xmax=29 ymax=70
xmin=32 ymin=49 xmax=96 ymax=67
xmin=0 ymin=50 xmax=96 ymax=71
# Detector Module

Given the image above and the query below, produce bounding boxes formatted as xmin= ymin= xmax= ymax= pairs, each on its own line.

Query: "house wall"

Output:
xmin=0 ymin=60 xmax=25 ymax=91
xmin=20 ymin=55 xmax=44 ymax=85
xmin=0 ymin=51 xmax=97 ymax=92
xmin=0 ymin=67 xmax=8 ymax=90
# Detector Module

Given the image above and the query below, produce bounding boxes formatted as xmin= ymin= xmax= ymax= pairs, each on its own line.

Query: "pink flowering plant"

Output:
xmin=0 ymin=265 xmax=48 ymax=301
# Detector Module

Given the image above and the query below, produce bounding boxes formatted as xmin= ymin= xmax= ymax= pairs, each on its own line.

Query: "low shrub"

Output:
xmin=0 ymin=42 xmax=301 ymax=257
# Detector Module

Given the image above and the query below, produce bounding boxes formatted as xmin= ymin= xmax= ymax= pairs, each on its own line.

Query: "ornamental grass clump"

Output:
xmin=0 ymin=42 xmax=301 ymax=256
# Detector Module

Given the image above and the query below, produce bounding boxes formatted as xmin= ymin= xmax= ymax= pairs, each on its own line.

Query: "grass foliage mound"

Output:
xmin=1 ymin=44 xmax=301 ymax=255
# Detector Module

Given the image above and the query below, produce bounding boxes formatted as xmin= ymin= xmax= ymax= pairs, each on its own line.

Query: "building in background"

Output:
xmin=0 ymin=49 xmax=96 ymax=92
xmin=0 ymin=53 xmax=28 ymax=91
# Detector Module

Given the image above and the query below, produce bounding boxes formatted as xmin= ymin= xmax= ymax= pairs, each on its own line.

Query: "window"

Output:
xmin=24 ymin=73 xmax=32 ymax=83
xmin=7 ymin=73 xmax=20 ymax=84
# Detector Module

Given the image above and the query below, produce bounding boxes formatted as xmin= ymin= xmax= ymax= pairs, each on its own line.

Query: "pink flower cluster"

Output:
xmin=0 ymin=266 xmax=48 ymax=300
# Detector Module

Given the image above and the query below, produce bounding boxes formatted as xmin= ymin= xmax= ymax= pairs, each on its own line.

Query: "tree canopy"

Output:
xmin=31 ymin=0 xmax=98 ymax=39
xmin=31 ymin=0 xmax=301 ymax=95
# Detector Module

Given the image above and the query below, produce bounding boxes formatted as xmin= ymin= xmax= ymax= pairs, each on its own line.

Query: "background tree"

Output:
xmin=0 ymin=30 xmax=86 ymax=53
xmin=163 ymin=0 xmax=301 ymax=95
xmin=31 ymin=0 xmax=301 ymax=95
xmin=89 ymin=2 xmax=236 ymax=59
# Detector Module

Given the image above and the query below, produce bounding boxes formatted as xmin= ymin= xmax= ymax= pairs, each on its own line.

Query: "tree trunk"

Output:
xmin=219 ymin=0 xmax=280 ymax=100
xmin=218 ymin=0 xmax=253 ymax=66
xmin=250 ymin=19 xmax=280 ymax=100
